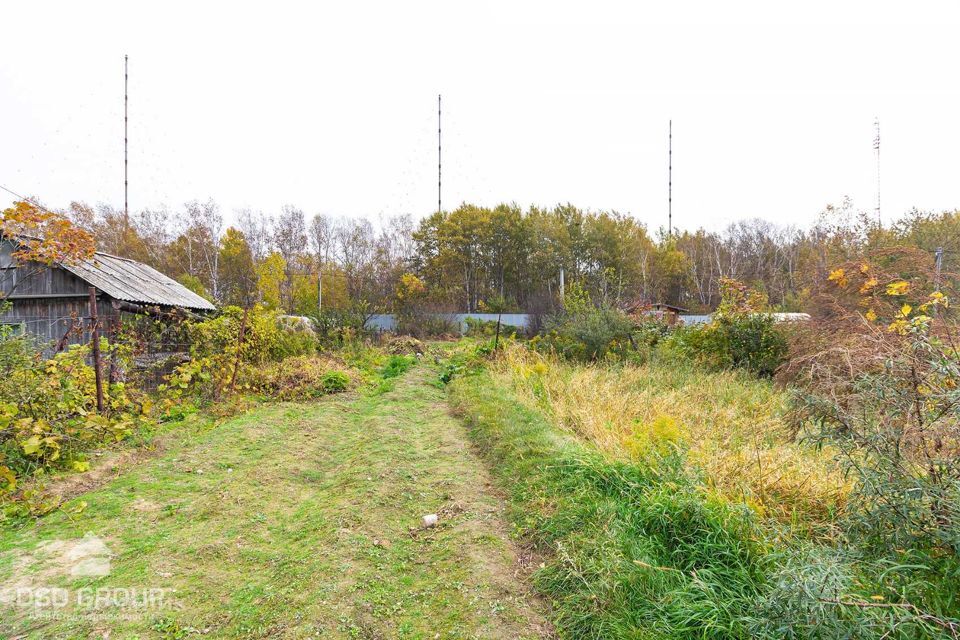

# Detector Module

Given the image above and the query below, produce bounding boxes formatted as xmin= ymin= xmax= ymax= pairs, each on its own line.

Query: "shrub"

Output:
xmin=0 ymin=333 xmax=149 ymax=515
xmin=166 ymin=306 xmax=318 ymax=403
xmin=239 ymin=356 xmax=353 ymax=401
xmin=312 ymin=308 xmax=378 ymax=347
xmin=537 ymin=306 xmax=636 ymax=361
xmin=786 ymin=258 xmax=960 ymax=628
xmin=632 ymin=316 xmax=673 ymax=348
xmin=394 ymin=312 xmax=457 ymax=339
xmin=673 ymin=313 xmax=788 ymax=377
xmin=319 ymin=370 xmax=351 ymax=392
xmin=795 ymin=286 xmax=960 ymax=553
xmin=189 ymin=306 xmax=315 ymax=365
xmin=670 ymin=279 xmax=788 ymax=377
xmin=272 ymin=317 xmax=317 ymax=360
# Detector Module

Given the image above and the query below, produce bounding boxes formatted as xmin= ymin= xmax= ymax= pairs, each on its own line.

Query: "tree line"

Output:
xmin=52 ymin=198 xmax=960 ymax=316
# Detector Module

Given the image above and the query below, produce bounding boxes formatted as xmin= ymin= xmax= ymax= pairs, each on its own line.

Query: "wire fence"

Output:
xmin=2 ymin=311 xmax=195 ymax=393
xmin=125 ymin=341 xmax=192 ymax=392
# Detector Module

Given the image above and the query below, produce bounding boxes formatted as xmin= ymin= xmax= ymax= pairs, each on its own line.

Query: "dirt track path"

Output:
xmin=0 ymin=366 xmax=550 ymax=639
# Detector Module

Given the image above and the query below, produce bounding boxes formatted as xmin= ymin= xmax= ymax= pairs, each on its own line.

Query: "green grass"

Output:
xmin=448 ymin=369 xmax=772 ymax=639
xmin=447 ymin=356 xmax=960 ymax=639
xmin=380 ymin=355 xmax=416 ymax=380
xmin=0 ymin=365 xmax=547 ymax=639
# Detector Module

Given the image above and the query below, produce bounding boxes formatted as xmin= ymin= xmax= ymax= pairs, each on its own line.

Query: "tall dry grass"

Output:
xmin=492 ymin=343 xmax=848 ymax=528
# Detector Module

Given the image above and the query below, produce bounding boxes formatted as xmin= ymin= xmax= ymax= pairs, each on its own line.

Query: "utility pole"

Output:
xmin=668 ymin=119 xmax=673 ymax=237
xmin=88 ymin=287 xmax=105 ymax=414
xmin=124 ymin=54 xmax=129 ymax=230
xmin=874 ymin=117 xmax=881 ymax=226
xmin=438 ymin=94 xmax=442 ymax=214
xmin=935 ymin=247 xmax=944 ymax=292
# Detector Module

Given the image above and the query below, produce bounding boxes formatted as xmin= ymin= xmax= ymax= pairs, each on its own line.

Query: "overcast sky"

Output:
xmin=2 ymin=1 xmax=959 ymax=233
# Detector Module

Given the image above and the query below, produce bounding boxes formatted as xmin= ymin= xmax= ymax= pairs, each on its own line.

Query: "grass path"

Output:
xmin=0 ymin=366 xmax=550 ymax=639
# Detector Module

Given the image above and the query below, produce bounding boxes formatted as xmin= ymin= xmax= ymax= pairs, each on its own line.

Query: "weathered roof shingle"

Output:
xmin=63 ymin=252 xmax=215 ymax=311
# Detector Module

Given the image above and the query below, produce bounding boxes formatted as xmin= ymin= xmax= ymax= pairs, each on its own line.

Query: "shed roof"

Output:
xmin=650 ymin=302 xmax=689 ymax=313
xmin=62 ymin=252 xmax=215 ymax=311
xmin=623 ymin=299 xmax=689 ymax=314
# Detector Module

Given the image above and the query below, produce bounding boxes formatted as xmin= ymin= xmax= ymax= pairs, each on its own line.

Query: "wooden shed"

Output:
xmin=0 ymin=238 xmax=215 ymax=351
xmin=623 ymin=300 xmax=689 ymax=326
xmin=647 ymin=302 xmax=688 ymax=326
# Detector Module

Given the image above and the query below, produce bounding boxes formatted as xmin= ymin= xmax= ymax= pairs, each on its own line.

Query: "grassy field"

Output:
xmin=2 ymin=338 xmax=941 ymax=639
xmin=0 ymin=364 xmax=549 ymax=639
xmin=448 ymin=366 xmax=773 ymax=639
xmin=443 ymin=341 xmax=960 ymax=638
xmin=491 ymin=344 xmax=846 ymax=527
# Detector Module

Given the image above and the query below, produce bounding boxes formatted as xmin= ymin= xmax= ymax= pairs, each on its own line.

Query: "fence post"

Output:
xmin=229 ymin=307 xmax=249 ymax=393
xmin=88 ymin=287 xmax=105 ymax=414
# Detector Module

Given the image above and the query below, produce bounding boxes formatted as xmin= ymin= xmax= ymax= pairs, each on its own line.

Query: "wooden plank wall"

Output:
xmin=0 ymin=242 xmax=120 ymax=351
xmin=0 ymin=295 xmax=120 ymax=352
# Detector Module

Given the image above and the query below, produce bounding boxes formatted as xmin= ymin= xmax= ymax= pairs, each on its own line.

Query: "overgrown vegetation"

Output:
xmin=448 ymin=351 xmax=960 ymax=638
xmin=530 ymin=279 xmax=789 ymax=378
xmin=452 ymin=370 xmax=761 ymax=637
xmin=492 ymin=344 xmax=845 ymax=527
xmin=240 ymin=356 xmax=352 ymax=400
xmin=780 ymin=253 xmax=960 ymax=623
xmin=669 ymin=279 xmax=790 ymax=377
xmin=534 ymin=284 xmax=637 ymax=361
xmin=431 ymin=262 xmax=960 ymax=637
xmin=0 ymin=333 xmax=152 ymax=518
xmin=0 ymin=305 xmax=375 ymax=523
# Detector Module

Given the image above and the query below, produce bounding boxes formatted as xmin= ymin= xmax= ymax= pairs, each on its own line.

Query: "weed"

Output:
xmin=449 ymin=365 xmax=960 ymax=638
xmin=238 ymin=356 xmax=354 ymax=400
xmin=493 ymin=343 xmax=847 ymax=528
xmin=380 ymin=355 xmax=416 ymax=379
xmin=448 ymin=369 xmax=771 ymax=638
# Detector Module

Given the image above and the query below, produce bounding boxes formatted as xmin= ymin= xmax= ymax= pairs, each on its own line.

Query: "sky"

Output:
xmin=2 ymin=1 xmax=959 ymax=233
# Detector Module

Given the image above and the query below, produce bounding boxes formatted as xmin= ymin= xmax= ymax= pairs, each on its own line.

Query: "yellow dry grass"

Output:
xmin=492 ymin=344 xmax=849 ymax=528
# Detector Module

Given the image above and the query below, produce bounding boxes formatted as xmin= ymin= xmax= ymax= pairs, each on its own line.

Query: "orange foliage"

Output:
xmin=1 ymin=201 xmax=96 ymax=266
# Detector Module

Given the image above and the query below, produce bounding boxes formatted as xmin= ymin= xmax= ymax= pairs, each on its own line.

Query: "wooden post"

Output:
xmin=493 ymin=312 xmax=502 ymax=351
xmin=229 ymin=307 xmax=249 ymax=393
xmin=88 ymin=287 xmax=105 ymax=413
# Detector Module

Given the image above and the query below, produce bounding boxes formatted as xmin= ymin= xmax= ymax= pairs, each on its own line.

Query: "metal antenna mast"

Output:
xmin=873 ymin=117 xmax=881 ymax=226
xmin=438 ymin=94 xmax=442 ymax=214
xmin=668 ymin=119 xmax=673 ymax=237
xmin=124 ymin=55 xmax=129 ymax=229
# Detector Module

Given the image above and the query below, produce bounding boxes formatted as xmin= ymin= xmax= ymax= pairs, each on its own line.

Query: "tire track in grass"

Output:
xmin=0 ymin=367 xmax=550 ymax=639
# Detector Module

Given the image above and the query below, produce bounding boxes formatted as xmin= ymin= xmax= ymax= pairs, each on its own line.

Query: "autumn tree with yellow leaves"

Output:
xmin=786 ymin=248 xmax=960 ymax=620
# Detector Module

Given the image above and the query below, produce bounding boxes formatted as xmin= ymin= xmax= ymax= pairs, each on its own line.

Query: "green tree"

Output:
xmin=257 ymin=252 xmax=287 ymax=309
xmin=218 ymin=227 xmax=257 ymax=307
